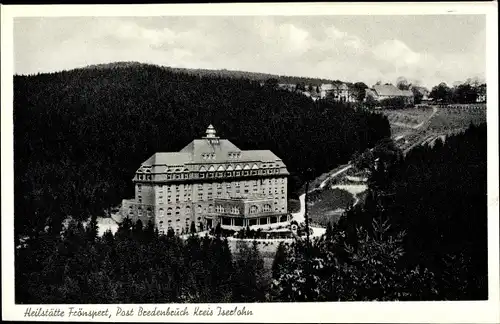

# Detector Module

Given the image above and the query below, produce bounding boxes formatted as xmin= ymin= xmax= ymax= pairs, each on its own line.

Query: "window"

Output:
xmin=176 ymin=207 xmax=180 ymax=215
xmin=217 ymin=172 xmax=223 ymax=177
xmin=197 ymin=205 xmax=202 ymax=213
xmin=167 ymin=174 xmax=172 ymax=179
xmin=251 ymin=170 xmax=257 ymax=175
xmin=236 ymin=171 xmax=241 ymax=176
xmin=226 ymin=172 xmax=232 ymax=177
xmin=208 ymin=204 xmax=214 ymax=213
xmin=137 ymin=184 xmax=142 ymax=192
xmin=147 ymin=208 xmax=152 ymax=218
xmin=244 ymin=171 xmax=249 ymax=176
xmin=250 ymin=205 xmax=258 ymax=214
xmin=199 ymin=173 xmax=205 ymax=178
xmin=208 ymin=172 xmax=213 ymax=178
xmin=167 ymin=208 xmax=172 ymax=216
xmin=159 ymin=208 xmax=165 ymax=217
xmin=263 ymin=204 xmax=271 ymax=212
xmin=138 ymin=208 xmax=143 ymax=217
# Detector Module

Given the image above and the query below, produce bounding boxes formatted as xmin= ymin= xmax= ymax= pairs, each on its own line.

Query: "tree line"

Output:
xmin=14 ymin=65 xmax=390 ymax=240
xmin=429 ymin=80 xmax=486 ymax=104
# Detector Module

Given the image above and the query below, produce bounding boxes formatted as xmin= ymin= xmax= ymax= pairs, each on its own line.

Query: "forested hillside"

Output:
xmin=272 ymin=123 xmax=488 ymax=301
xmin=85 ymin=61 xmax=338 ymax=85
xmin=13 ymin=64 xmax=390 ymax=239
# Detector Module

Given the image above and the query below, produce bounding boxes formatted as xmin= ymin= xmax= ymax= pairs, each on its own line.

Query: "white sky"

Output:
xmin=14 ymin=15 xmax=486 ymax=88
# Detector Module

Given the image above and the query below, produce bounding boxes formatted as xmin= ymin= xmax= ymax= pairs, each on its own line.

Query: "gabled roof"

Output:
xmin=373 ymin=84 xmax=413 ymax=97
xmin=140 ymin=126 xmax=283 ymax=171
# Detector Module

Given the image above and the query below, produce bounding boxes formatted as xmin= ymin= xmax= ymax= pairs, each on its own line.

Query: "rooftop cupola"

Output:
xmin=206 ymin=124 xmax=216 ymax=138
xmin=203 ymin=124 xmax=220 ymax=144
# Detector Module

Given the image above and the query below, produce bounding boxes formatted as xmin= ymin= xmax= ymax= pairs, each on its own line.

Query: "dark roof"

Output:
xmin=140 ymin=126 xmax=283 ymax=171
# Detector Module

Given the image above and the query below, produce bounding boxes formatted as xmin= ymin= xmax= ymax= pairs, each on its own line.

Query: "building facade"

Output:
xmin=320 ymin=83 xmax=356 ymax=102
xmin=121 ymin=125 xmax=290 ymax=235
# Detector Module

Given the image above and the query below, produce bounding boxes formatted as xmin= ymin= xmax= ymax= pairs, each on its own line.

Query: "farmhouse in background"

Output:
xmin=121 ymin=125 xmax=291 ymax=235
xmin=365 ymin=84 xmax=415 ymax=106
xmin=320 ymin=82 xmax=356 ymax=102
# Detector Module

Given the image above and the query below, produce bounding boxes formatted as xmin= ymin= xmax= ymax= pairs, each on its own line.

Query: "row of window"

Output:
xmin=137 ymin=169 xmax=282 ymax=181
xmin=201 ymin=153 xmax=216 ymax=160
xmin=150 ymin=190 xmax=286 ymax=205
xmin=228 ymin=152 xmax=242 ymax=159
xmin=131 ymin=202 xmax=286 ymax=218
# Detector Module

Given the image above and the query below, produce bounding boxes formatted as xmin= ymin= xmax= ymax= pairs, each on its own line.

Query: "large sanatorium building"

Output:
xmin=121 ymin=125 xmax=291 ymax=235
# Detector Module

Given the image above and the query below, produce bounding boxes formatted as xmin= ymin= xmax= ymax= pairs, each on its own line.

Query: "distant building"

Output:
xmin=121 ymin=125 xmax=291 ymax=235
xmin=277 ymin=83 xmax=295 ymax=91
xmin=320 ymin=83 xmax=334 ymax=99
xmin=365 ymin=84 xmax=414 ymax=106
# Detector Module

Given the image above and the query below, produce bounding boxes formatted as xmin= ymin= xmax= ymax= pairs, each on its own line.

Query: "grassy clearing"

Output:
xmin=308 ymin=188 xmax=354 ymax=226
xmin=382 ymin=107 xmax=435 ymax=127
xmin=428 ymin=107 xmax=486 ymax=133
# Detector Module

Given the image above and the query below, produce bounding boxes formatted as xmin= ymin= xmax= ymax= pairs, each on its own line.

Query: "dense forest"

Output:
xmin=272 ymin=123 xmax=488 ymax=301
xmin=16 ymin=219 xmax=269 ymax=304
xmin=14 ymin=64 xmax=389 ymax=239
xmin=15 ymin=123 xmax=488 ymax=302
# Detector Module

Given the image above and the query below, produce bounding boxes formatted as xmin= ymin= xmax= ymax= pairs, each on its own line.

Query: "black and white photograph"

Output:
xmin=2 ymin=2 xmax=499 ymax=323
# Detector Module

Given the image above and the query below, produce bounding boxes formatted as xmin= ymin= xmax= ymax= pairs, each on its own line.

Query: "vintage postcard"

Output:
xmin=1 ymin=2 xmax=499 ymax=323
